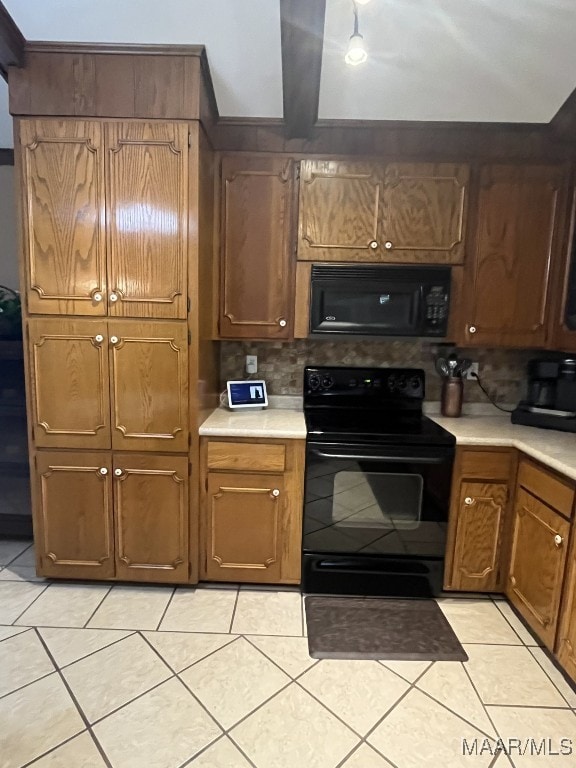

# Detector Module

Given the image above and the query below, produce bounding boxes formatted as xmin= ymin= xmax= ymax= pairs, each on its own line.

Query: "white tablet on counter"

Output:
xmin=226 ymin=380 xmax=268 ymax=409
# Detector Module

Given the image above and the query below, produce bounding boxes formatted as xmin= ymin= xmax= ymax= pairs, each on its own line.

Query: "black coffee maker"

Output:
xmin=512 ymin=358 xmax=576 ymax=432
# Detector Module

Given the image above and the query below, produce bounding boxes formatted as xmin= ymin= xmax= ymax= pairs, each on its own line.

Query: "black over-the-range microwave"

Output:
xmin=309 ymin=264 xmax=451 ymax=338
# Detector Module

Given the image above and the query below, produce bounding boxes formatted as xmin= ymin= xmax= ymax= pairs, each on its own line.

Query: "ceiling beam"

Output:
xmin=0 ymin=1 xmax=25 ymax=81
xmin=280 ymin=0 xmax=326 ymax=139
xmin=550 ymin=86 xmax=576 ymax=141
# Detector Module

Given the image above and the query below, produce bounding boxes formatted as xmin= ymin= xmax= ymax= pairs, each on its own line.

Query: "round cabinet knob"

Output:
xmin=279 ymin=318 xmax=287 ymax=327
xmin=369 ymin=240 xmax=378 ymax=250
xmin=271 ymin=489 xmax=280 ymax=497
xmin=464 ymin=497 xmax=474 ymax=505
xmin=110 ymin=336 xmax=119 ymax=345
xmin=99 ymin=467 xmax=108 ymax=475
xmin=94 ymin=334 xmax=104 ymax=344
xmin=114 ymin=468 xmax=123 ymax=477
xmin=469 ymin=326 xmax=477 ymax=334
xmin=93 ymin=292 xmax=103 ymax=303
xmin=109 ymin=293 xmax=119 ymax=302
xmin=554 ymin=534 xmax=563 ymax=547
xmin=384 ymin=241 xmax=393 ymax=250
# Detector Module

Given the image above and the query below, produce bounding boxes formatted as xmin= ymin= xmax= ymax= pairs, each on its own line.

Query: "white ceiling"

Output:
xmin=0 ymin=0 xmax=575 ymax=148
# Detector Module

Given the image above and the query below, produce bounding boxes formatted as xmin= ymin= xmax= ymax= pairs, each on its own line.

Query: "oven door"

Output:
xmin=302 ymin=441 xmax=454 ymax=596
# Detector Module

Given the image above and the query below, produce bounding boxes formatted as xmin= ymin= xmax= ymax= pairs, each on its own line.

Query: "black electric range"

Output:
xmin=302 ymin=366 xmax=455 ymax=598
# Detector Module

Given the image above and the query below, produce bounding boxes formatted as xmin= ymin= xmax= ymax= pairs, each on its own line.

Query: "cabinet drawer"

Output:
xmin=517 ymin=460 xmax=574 ymax=519
xmin=460 ymin=449 xmax=513 ymax=481
xmin=206 ymin=441 xmax=286 ymax=472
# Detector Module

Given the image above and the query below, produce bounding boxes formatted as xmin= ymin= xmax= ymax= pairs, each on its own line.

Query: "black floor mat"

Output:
xmin=304 ymin=596 xmax=468 ymax=661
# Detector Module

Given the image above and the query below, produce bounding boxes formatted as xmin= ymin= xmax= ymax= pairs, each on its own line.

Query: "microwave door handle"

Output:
xmin=310 ymin=449 xmax=449 ymax=464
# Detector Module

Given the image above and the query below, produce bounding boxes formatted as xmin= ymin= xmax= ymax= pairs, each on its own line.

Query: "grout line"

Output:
xmin=243 ymin=634 xmax=319 ymax=683
xmin=490 ymin=595 xmax=535 ymax=645
xmin=88 ymin=672 xmax=177 ymax=727
xmin=228 ymin=588 xmax=240 ymax=634
xmin=82 ymin=585 xmax=114 ymax=628
xmin=43 ymin=630 xmax=138 ymax=671
xmin=0 ymin=624 xmax=32 ymax=643
xmin=19 ymin=729 xmax=92 ymax=768
xmin=9 ymin=581 xmax=51 ymax=625
xmin=179 ymin=734 xmax=259 ymax=768
xmin=526 ymin=645 xmax=576 ymax=705
xmin=155 ymin=586 xmax=176 ymax=630
xmin=33 ymin=628 xmax=114 ymax=768
xmin=460 ymin=656 xmax=503 ymax=747
xmin=3 ymin=541 xmax=34 ymax=568
xmin=174 ymin=635 xmax=242 ymax=676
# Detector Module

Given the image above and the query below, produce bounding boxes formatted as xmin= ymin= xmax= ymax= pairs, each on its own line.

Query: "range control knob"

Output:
xmin=410 ymin=376 xmax=421 ymax=390
xmin=348 ymin=378 xmax=357 ymax=388
xmin=397 ymin=375 xmax=407 ymax=392
xmin=308 ymin=374 xmax=321 ymax=390
xmin=321 ymin=376 xmax=334 ymax=389
xmin=387 ymin=375 xmax=396 ymax=391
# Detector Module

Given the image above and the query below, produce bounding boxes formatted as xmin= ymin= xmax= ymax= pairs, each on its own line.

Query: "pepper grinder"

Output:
xmin=441 ymin=376 xmax=463 ymax=417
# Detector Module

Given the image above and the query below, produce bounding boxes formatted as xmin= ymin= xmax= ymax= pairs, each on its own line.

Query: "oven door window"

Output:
xmin=333 ymin=471 xmax=422 ymax=530
xmin=304 ymin=454 xmax=450 ymax=558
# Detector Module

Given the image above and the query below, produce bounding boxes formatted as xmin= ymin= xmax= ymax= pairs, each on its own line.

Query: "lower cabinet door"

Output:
xmin=204 ymin=472 xmax=285 ymax=583
xmin=507 ymin=488 xmax=570 ymax=650
xmin=113 ymin=454 xmax=189 ymax=583
xmin=556 ymin=534 xmax=576 ymax=683
xmin=35 ymin=451 xmax=115 ymax=579
xmin=451 ymin=481 xmax=508 ymax=592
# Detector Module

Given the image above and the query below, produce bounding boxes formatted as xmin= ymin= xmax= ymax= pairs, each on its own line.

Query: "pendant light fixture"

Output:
xmin=345 ymin=1 xmax=368 ymax=66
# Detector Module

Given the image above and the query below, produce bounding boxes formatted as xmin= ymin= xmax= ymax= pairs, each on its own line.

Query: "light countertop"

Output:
xmin=430 ymin=414 xmax=576 ymax=481
xmin=199 ymin=406 xmax=576 ymax=480
xmin=199 ymin=407 xmax=306 ymax=439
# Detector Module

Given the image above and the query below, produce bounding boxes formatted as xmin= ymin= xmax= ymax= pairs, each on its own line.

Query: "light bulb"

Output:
xmin=345 ymin=33 xmax=368 ymax=65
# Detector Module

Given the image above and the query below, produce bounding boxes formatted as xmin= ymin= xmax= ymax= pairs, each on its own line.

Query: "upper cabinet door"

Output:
xmin=109 ymin=321 xmax=188 ymax=452
xmin=105 ymin=122 xmax=189 ymax=319
xmin=297 ymin=160 xmax=383 ymax=261
xmin=220 ymin=155 xmax=295 ymax=339
xmin=28 ymin=318 xmax=111 ymax=450
xmin=548 ymin=188 xmax=576 ymax=351
xmin=463 ymin=164 xmax=565 ymax=347
xmin=381 ymin=163 xmax=469 ymax=264
xmin=19 ymin=120 xmax=106 ymax=316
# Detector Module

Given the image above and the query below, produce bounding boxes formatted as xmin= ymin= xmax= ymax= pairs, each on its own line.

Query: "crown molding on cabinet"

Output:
xmin=0 ymin=0 xmax=25 ymax=81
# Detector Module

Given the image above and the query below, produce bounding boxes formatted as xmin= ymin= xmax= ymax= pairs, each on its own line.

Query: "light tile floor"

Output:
xmin=1 ymin=540 xmax=575 ymax=768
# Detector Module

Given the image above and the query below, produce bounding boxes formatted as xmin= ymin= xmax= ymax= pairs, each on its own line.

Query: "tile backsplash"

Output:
xmin=220 ymin=340 xmax=536 ymax=405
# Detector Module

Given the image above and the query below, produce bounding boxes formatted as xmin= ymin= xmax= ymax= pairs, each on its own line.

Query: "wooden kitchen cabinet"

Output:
xmin=200 ymin=438 xmax=305 ymax=583
xmin=548 ymin=187 xmax=576 ymax=351
xmin=113 ymin=454 xmax=189 ymax=583
xmin=461 ymin=164 xmax=567 ymax=348
xmin=34 ymin=451 xmax=115 ymax=580
xmin=556 ymin=527 xmax=576 ymax=682
xmin=445 ymin=448 xmax=515 ymax=592
xmin=297 ymin=159 xmax=468 ymax=264
xmin=507 ymin=459 xmax=573 ymax=651
xmin=19 ymin=118 xmax=189 ymax=319
xmin=34 ymin=451 xmax=190 ymax=582
xmin=28 ymin=318 xmax=188 ymax=452
xmin=219 ymin=154 xmax=295 ymax=339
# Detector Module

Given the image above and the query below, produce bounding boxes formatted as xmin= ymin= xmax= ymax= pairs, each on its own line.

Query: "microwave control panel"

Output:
xmin=424 ymin=286 xmax=449 ymax=332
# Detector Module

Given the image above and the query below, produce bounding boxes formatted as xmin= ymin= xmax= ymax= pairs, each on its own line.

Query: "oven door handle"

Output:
xmin=310 ymin=449 xmax=450 ymax=464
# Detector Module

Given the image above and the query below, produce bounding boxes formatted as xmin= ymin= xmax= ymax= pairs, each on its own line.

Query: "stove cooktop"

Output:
xmin=303 ymin=365 xmax=455 ymax=447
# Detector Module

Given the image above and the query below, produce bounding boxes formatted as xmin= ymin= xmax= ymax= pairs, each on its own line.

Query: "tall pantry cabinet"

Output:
xmin=9 ymin=45 xmax=220 ymax=584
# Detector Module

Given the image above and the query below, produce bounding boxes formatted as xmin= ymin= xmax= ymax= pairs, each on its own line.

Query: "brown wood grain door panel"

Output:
xmin=556 ymin=533 xmax=576 ymax=682
xmin=35 ymin=451 xmax=114 ymax=579
xmin=220 ymin=155 xmax=294 ymax=339
xmin=298 ymin=160 xmax=383 ymax=261
xmin=464 ymin=164 xmax=564 ymax=347
xmin=28 ymin=318 xmax=111 ymax=449
xmin=113 ymin=454 xmax=189 ymax=583
xmin=507 ymin=487 xmax=570 ymax=650
xmin=20 ymin=119 xmax=106 ymax=316
xmin=109 ymin=321 xmax=188 ymax=452
xmin=203 ymin=472 xmax=285 ymax=583
xmin=382 ymin=163 xmax=468 ymax=264
xmin=451 ymin=481 xmax=507 ymax=592
xmin=105 ymin=122 xmax=189 ymax=319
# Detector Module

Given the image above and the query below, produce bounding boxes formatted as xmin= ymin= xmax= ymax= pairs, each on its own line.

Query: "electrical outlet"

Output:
xmin=246 ymin=355 xmax=258 ymax=375
xmin=466 ymin=362 xmax=479 ymax=380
